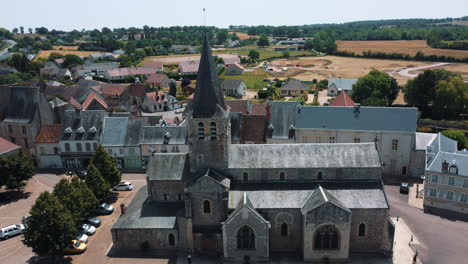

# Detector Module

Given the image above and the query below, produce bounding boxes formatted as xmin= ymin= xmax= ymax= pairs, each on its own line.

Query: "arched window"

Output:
xmin=279 ymin=172 xmax=285 ymax=181
xmin=210 ymin=122 xmax=217 ymax=140
xmin=203 ymin=200 xmax=211 ymax=214
xmin=314 ymin=225 xmax=339 ymax=250
xmin=168 ymin=233 xmax=175 ymax=246
xmin=317 ymin=171 xmax=323 ymax=181
xmin=358 ymin=223 xmax=366 ymax=237
xmin=243 ymin=172 xmax=248 ymax=182
xmin=281 ymin=223 xmax=288 ymax=237
xmin=53 ymin=147 xmax=58 ymax=155
xmin=237 ymin=225 xmax=255 ymax=249
xmin=198 ymin=122 xmax=205 ymax=139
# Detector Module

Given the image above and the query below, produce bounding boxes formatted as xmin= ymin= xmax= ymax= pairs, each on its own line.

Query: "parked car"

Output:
xmin=93 ymin=203 xmax=115 ymax=215
xmin=22 ymin=214 xmax=31 ymax=225
xmin=76 ymin=233 xmax=89 ymax=244
xmin=175 ymin=109 xmax=184 ymax=114
xmin=400 ymin=182 xmax=409 ymax=194
xmin=79 ymin=224 xmax=96 ymax=236
xmin=76 ymin=169 xmax=87 ymax=179
xmin=0 ymin=224 xmax=26 ymax=240
xmin=63 ymin=240 xmax=87 ymax=255
xmin=86 ymin=217 xmax=101 ymax=227
xmin=113 ymin=182 xmax=133 ymax=191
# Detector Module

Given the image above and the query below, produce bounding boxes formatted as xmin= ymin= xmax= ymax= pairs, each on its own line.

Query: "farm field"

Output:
xmin=221 ymin=68 xmax=267 ymax=90
xmin=143 ymin=53 xmax=241 ymax=64
xmin=337 ymin=40 xmax=468 ymax=59
xmin=228 ymin=32 xmax=257 ymax=40
xmin=51 ymin=45 xmax=79 ymax=50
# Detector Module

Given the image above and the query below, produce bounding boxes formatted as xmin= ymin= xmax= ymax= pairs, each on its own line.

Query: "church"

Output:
xmin=111 ymin=36 xmax=394 ymax=263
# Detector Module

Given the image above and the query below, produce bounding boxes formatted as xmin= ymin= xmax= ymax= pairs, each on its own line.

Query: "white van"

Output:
xmin=0 ymin=224 xmax=26 ymax=240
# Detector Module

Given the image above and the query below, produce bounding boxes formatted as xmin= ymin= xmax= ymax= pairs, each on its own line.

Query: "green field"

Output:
xmin=220 ymin=68 xmax=268 ymax=90
xmin=216 ymin=46 xmax=315 ymax=60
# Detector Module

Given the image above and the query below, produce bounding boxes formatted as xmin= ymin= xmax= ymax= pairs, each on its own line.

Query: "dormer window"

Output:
xmin=64 ymin=127 xmax=72 ymax=134
xmin=89 ymin=126 xmax=97 ymax=133
xmin=442 ymin=160 xmax=449 ymax=173
xmin=77 ymin=126 xmax=85 ymax=134
xmin=449 ymin=163 xmax=458 ymax=175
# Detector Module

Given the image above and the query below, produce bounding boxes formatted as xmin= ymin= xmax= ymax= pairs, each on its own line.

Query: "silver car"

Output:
xmin=79 ymin=224 xmax=96 ymax=236
xmin=113 ymin=182 xmax=133 ymax=191
xmin=0 ymin=224 xmax=26 ymax=240
xmin=76 ymin=233 xmax=89 ymax=243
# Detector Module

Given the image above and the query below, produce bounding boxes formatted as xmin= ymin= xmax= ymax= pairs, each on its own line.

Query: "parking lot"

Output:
xmin=0 ymin=173 xmax=147 ymax=264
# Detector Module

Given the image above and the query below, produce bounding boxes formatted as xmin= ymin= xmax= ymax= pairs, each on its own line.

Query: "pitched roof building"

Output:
xmin=0 ymin=137 xmax=21 ymax=157
xmin=329 ymin=91 xmax=355 ymax=107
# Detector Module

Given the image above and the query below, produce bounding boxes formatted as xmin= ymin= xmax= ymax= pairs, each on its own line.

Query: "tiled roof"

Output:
xmin=128 ymin=83 xmax=150 ymax=97
xmin=179 ymin=60 xmax=199 ymax=73
xmin=82 ymin=90 xmax=109 ymax=110
xmin=227 ymin=63 xmax=244 ymax=70
xmin=329 ymin=91 xmax=355 ymax=107
xmin=225 ymin=99 xmax=251 ymax=114
xmin=146 ymin=73 xmax=168 ymax=84
xmin=0 ymin=137 xmax=21 ymax=155
xmin=35 ymin=124 xmax=62 ymax=143
xmin=142 ymin=61 xmax=163 ymax=70
xmin=106 ymin=67 xmax=155 ymax=78
xmin=69 ymin=97 xmax=82 ymax=109
xmin=296 ymin=106 xmax=418 ymax=132
xmin=147 ymin=153 xmax=189 ymax=181
xmin=101 ymin=85 xmax=126 ymax=96
xmin=281 ymin=79 xmax=308 ymax=91
xmin=251 ymin=104 xmax=266 ymax=116
xmin=146 ymin=91 xmax=167 ymax=104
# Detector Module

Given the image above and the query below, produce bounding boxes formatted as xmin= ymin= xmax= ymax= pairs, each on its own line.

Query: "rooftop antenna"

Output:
xmin=203 ymin=8 xmax=206 ymax=27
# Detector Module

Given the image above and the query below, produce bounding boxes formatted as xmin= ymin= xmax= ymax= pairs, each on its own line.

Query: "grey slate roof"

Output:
xmin=125 ymin=118 xmax=146 ymax=146
xmin=427 ymin=151 xmax=468 ymax=177
xmin=296 ymin=106 xmax=417 ymax=132
xmin=60 ymin=110 xmax=106 ymax=141
xmin=222 ymin=79 xmax=244 ymax=90
xmin=101 ymin=117 xmax=128 ymax=146
xmin=281 ymin=79 xmax=308 ymax=91
xmin=328 ymin=78 xmax=357 ymax=91
xmin=140 ymin=125 xmax=187 ymax=145
xmin=415 ymin=132 xmax=437 ymax=151
xmin=112 ymin=187 xmax=183 ymax=230
xmin=147 ymin=153 xmax=189 ymax=181
xmin=228 ymin=143 xmax=381 ymax=169
xmin=268 ymin=101 xmax=299 ymax=139
xmin=191 ymin=35 xmax=226 ymax=118
xmin=187 ymin=168 xmax=231 ymax=189
xmin=228 ymin=188 xmax=388 ymax=210
xmin=301 ymin=186 xmax=351 ymax=214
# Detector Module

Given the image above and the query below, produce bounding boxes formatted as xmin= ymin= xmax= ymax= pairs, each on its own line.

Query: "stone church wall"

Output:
xmin=147 ymin=180 xmax=185 ymax=201
xmin=111 ymin=228 xmax=178 ymax=253
xmin=260 ymin=208 xmax=302 ymax=253
xmin=349 ymin=208 xmax=388 ymax=253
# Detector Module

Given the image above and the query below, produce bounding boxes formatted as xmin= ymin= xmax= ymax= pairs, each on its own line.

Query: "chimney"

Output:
xmin=265 ymin=103 xmax=271 ymax=122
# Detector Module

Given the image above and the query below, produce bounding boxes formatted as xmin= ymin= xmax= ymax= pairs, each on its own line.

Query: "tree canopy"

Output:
xmin=91 ymin=145 xmax=121 ymax=187
xmin=0 ymin=151 xmax=34 ymax=191
xmin=23 ymin=192 xmax=77 ymax=256
xmin=442 ymin=129 xmax=468 ymax=150
xmin=351 ymin=70 xmax=399 ymax=106
xmin=86 ymin=163 xmax=111 ymax=202
xmin=257 ymin=34 xmax=269 ymax=47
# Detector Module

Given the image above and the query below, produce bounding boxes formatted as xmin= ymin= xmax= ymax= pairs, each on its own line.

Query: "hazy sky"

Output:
xmin=2 ymin=0 xmax=467 ymax=31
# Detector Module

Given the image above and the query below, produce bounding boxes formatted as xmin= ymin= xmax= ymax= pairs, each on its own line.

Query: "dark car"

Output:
xmin=76 ymin=169 xmax=87 ymax=179
xmin=400 ymin=182 xmax=409 ymax=194
xmin=92 ymin=203 xmax=115 ymax=215
xmin=86 ymin=217 xmax=101 ymax=227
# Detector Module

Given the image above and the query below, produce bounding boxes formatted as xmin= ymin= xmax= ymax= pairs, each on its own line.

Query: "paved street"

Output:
xmin=385 ymin=183 xmax=468 ymax=264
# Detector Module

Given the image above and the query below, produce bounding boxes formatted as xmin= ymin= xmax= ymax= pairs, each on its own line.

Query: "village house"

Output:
xmin=280 ymin=79 xmax=309 ymax=97
xmin=72 ymin=62 xmax=118 ymax=78
xmin=0 ymin=86 xmax=57 ymax=161
xmin=100 ymin=84 xmax=128 ymax=107
xmin=101 ymin=117 xmax=146 ymax=170
xmin=142 ymin=91 xmax=180 ymax=113
xmin=59 ymin=109 xmax=107 ymax=168
xmin=222 ymin=79 xmax=246 ymax=97
xmin=146 ymin=73 xmax=170 ymax=89
xmin=178 ymin=60 xmax=199 ymax=75
xmin=142 ymin=61 xmax=164 ymax=72
xmin=225 ymin=63 xmax=244 ymax=75
xmin=40 ymin=61 xmax=71 ymax=79
xmin=327 ymin=78 xmax=358 ymax=96
xmin=81 ymin=90 xmax=109 ymax=111
xmin=424 ymin=133 xmax=468 ymax=220
xmin=329 ymin=91 xmax=355 ymax=107
xmin=35 ymin=124 xmax=62 ymax=169
xmin=128 ymin=83 xmax=151 ymax=107
xmin=105 ymin=67 xmax=156 ymax=81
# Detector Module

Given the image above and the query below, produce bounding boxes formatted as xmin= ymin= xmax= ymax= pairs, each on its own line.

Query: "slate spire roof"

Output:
xmin=191 ymin=35 xmax=226 ymax=118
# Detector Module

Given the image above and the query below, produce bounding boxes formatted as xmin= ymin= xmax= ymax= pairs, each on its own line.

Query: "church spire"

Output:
xmin=191 ymin=34 xmax=225 ymax=118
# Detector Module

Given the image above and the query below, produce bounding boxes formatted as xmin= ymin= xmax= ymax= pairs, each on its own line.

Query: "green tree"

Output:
xmin=23 ymin=192 xmax=77 ymax=256
xmin=85 ymin=163 xmax=111 ymax=202
xmin=442 ymin=129 xmax=468 ymax=150
xmin=216 ymin=29 xmax=229 ymax=44
xmin=12 ymin=28 xmax=18 ymax=34
xmin=403 ymin=69 xmax=458 ymax=117
xmin=90 ymin=145 xmax=121 ymax=185
xmin=20 ymin=26 xmax=24 ymax=34
xmin=433 ymin=76 xmax=468 ymax=120
xmin=143 ymin=46 xmax=154 ymax=56
xmin=161 ymin=38 xmax=173 ymax=49
xmin=62 ymin=54 xmax=84 ymax=69
xmin=134 ymin=49 xmax=146 ymax=60
xmin=248 ymin=50 xmax=260 ymax=62
xmin=257 ymin=34 xmax=269 ymax=47
xmin=53 ymin=177 xmax=98 ymax=223
xmin=282 ymin=51 xmax=290 ymax=58
xmin=303 ymin=39 xmax=315 ymax=50
xmin=28 ymin=28 xmax=33 ymax=34
xmin=0 ymin=151 xmax=34 ymax=191
xmin=351 ymin=70 xmax=398 ymax=106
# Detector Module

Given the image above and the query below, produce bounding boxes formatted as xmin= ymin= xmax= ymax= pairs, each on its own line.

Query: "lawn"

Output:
xmin=337 ymin=40 xmax=468 ymax=59
xmin=221 ymin=68 xmax=268 ymax=90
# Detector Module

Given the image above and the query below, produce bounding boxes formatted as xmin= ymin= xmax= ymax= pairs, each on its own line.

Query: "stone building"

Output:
xmin=111 ymin=36 xmax=393 ymax=263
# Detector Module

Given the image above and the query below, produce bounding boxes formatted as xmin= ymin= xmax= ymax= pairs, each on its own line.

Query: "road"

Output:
xmin=385 ymin=184 xmax=468 ymax=264
xmin=0 ymin=40 xmax=16 ymax=60
xmin=396 ymin=62 xmax=453 ymax=78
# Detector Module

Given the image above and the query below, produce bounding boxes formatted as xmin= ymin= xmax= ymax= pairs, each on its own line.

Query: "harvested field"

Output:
xmin=337 ymin=40 xmax=468 ymax=59
xmin=144 ymin=54 xmax=241 ymax=64
xmin=12 ymin=34 xmax=45 ymax=39
xmin=34 ymin=50 xmax=101 ymax=60
xmin=228 ymin=32 xmax=258 ymax=40
xmin=52 ymin=45 xmax=79 ymax=51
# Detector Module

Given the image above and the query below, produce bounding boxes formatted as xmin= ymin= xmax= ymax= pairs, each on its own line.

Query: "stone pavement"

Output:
xmin=408 ymin=183 xmax=424 ymax=210
xmin=390 ymin=217 xmax=423 ymax=264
